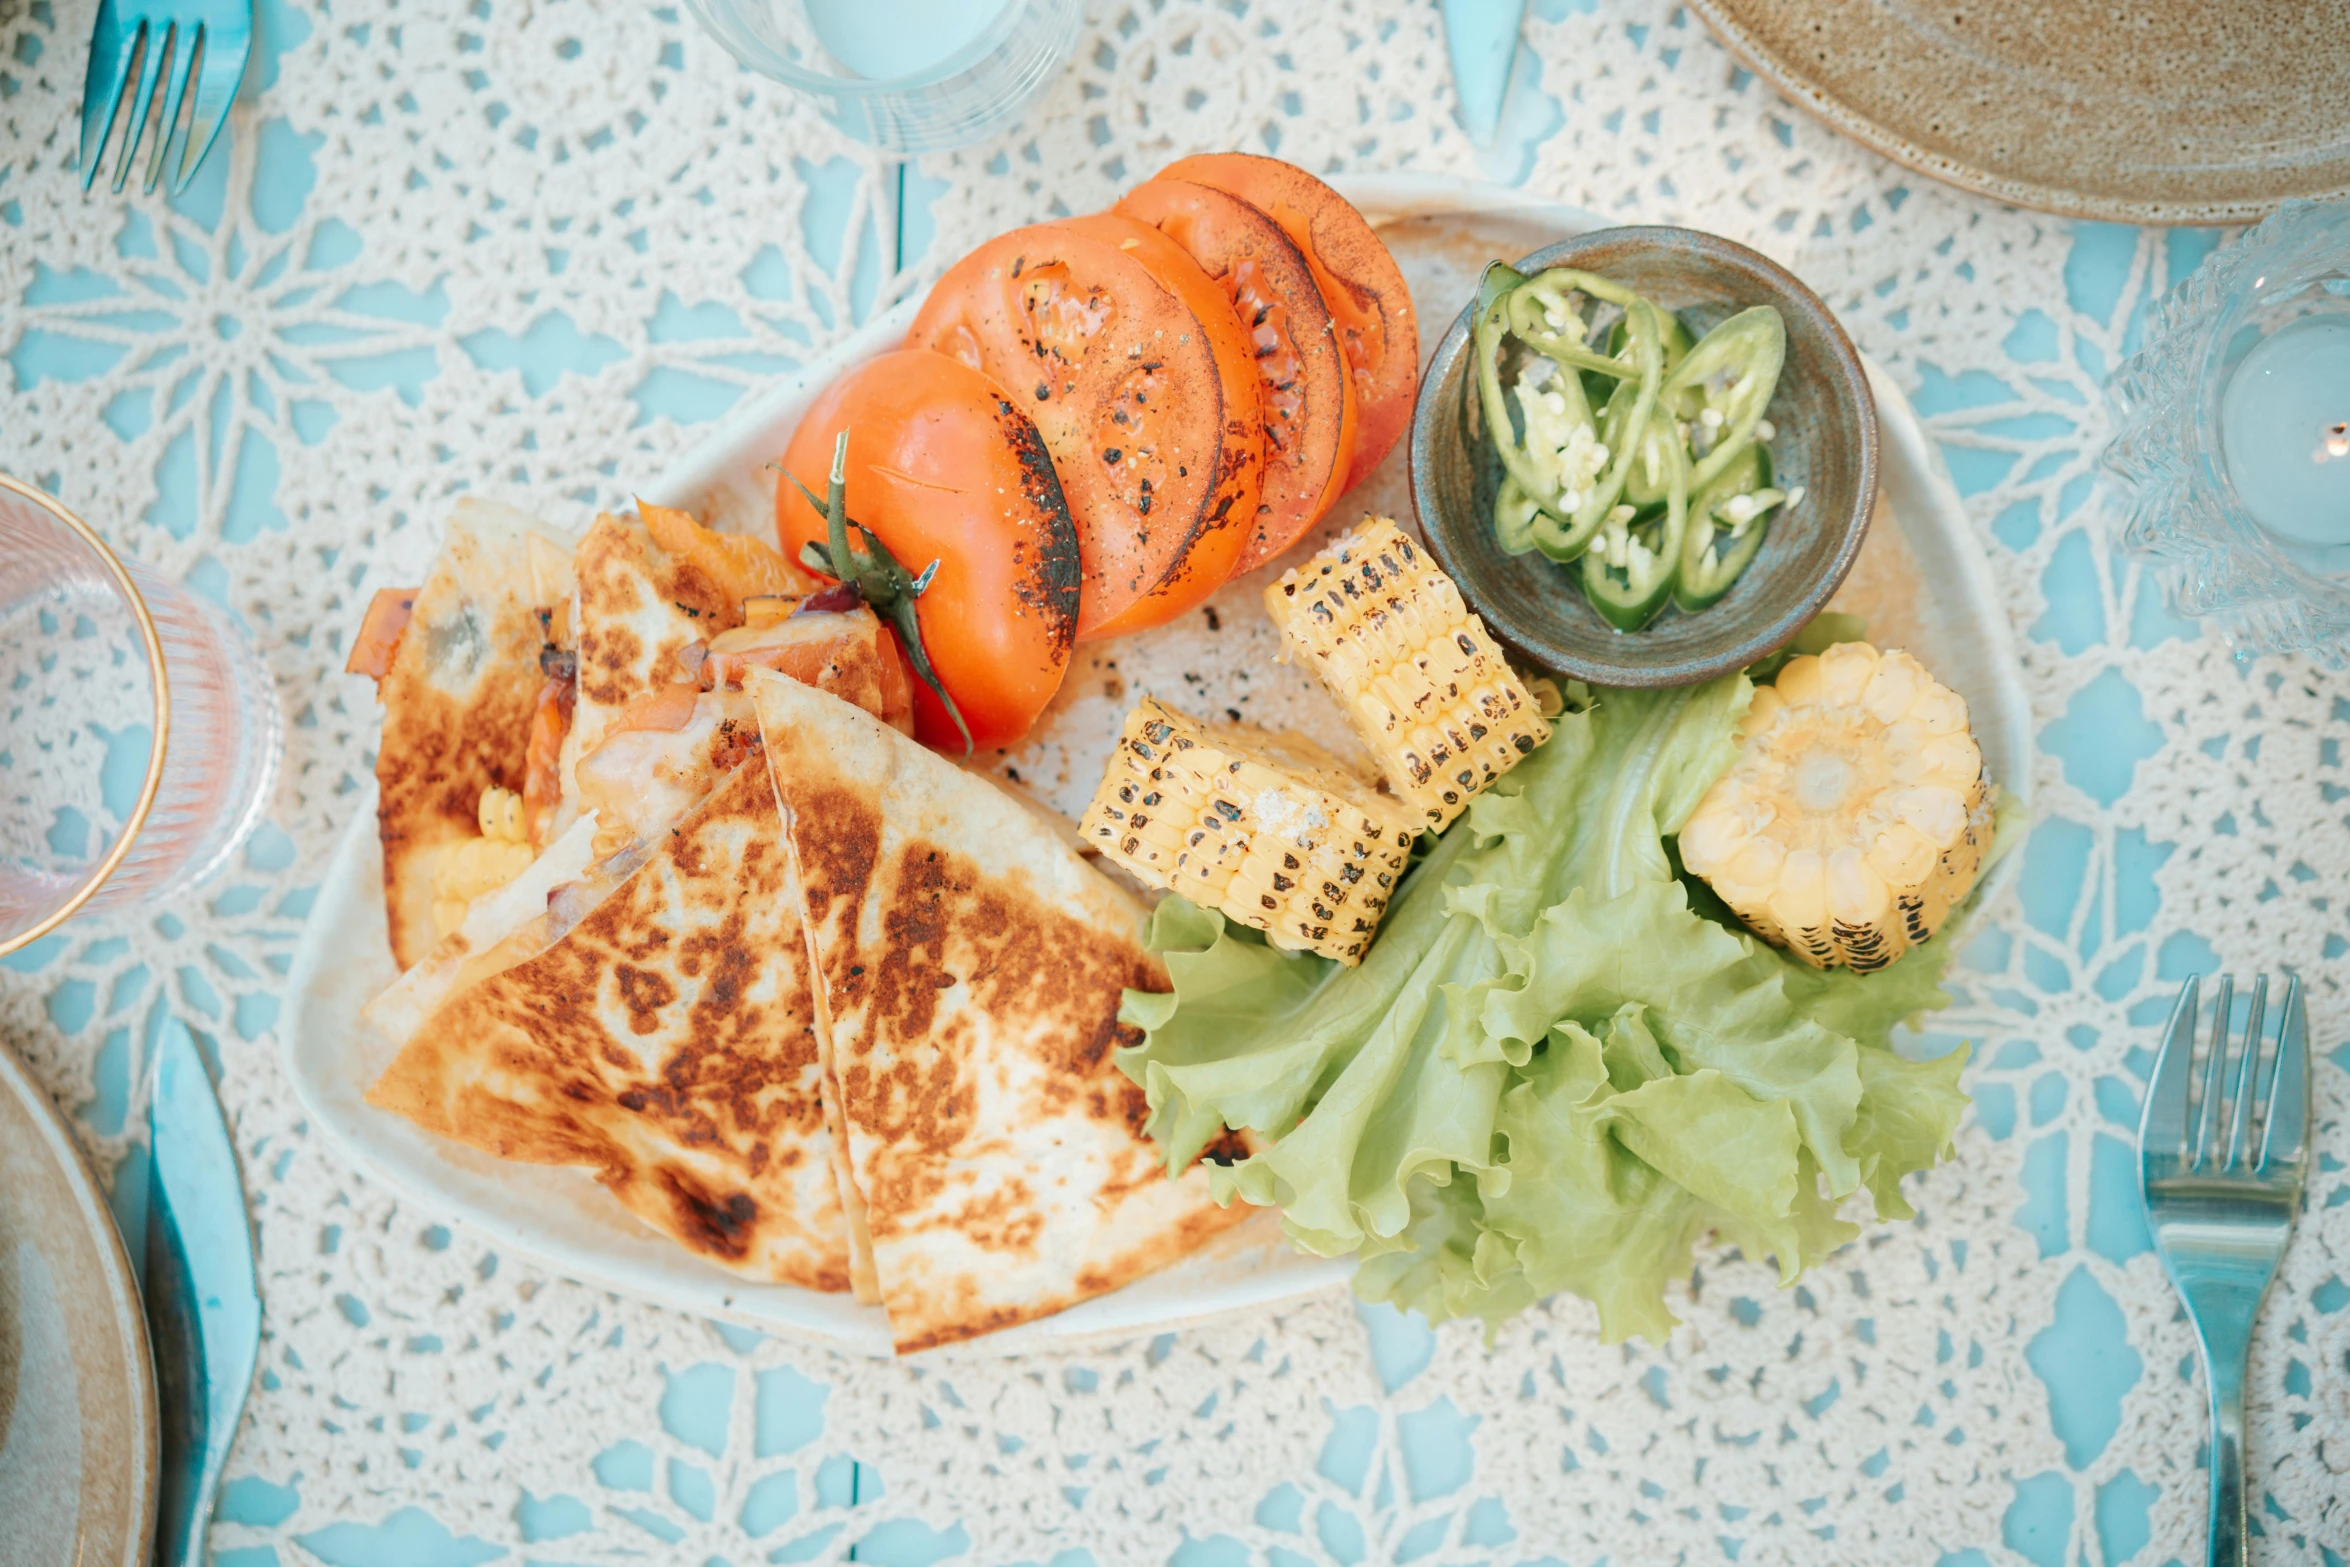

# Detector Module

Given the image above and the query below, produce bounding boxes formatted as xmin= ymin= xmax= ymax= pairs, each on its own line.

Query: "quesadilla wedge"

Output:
xmin=372 ymin=502 xmax=880 ymax=1046
xmin=369 ymin=615 xmax=918 ymax=1062
xmin=363 ymin=688 xmax=757 ymax=1048
xmin=559 ymin=507 xmax=835 ymax=819
xmin=560 ymin=514 xmax=740 ymax=823
xmin=747 ymin=670 xmax=1248 ymax=1352
xmin=366 ymin=755 xmax=855 ymax=1292
xmin=362 ymin=808 xmax=604 ymax=1050
xmin=370 ymin=499 xmax=572 ymax=969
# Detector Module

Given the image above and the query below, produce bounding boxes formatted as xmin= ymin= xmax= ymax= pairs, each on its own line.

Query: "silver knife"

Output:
xmin=144 ymin=1021 xmax=261 ymax=1567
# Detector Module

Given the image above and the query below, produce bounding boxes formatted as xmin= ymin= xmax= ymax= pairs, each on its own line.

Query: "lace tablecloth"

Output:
xmin=4 ymin=1 xmax=2347 ymax=1562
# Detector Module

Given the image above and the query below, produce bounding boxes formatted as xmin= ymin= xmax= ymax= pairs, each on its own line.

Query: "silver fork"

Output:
xmin=2138 ymin=973 xmax=2312 ymax=1567
xmin=77 ymin=0 xmax=251 ymax=195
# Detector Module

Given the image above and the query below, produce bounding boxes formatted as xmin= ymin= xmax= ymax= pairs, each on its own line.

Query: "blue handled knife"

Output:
xmin=144 ymin=1022 xmax=262 ymax=1567
xmin=1440 ymin=0 xmax=1529 ymax=144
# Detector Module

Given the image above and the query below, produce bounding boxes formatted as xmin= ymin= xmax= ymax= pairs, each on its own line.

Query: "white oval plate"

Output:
xmin=284 ymin=177 xmax=2028 ymax=1357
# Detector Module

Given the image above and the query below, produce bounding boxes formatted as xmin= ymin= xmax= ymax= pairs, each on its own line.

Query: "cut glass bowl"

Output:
xmin=2102 ymin=198 xmax=2350 ymax=664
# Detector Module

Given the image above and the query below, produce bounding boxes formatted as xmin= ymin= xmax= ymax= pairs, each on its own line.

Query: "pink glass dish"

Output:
xmin=0 ymin=474 xmax=283 ymax=954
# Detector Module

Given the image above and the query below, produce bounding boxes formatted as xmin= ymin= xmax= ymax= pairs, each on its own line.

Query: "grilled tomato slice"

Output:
xmin=908 ymin=215 xmax=1264 ymax=639
xmin=1156 ymin=152 xmax=1417 ymax=491
xmin=776 ymin=349 xmax=1081 ymax=751
xmin=1116 ymin=176 xmax=1359 ymax=572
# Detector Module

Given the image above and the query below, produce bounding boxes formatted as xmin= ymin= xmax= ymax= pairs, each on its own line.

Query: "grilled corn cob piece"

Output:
xmin=429 ymin=786 xmax=538 ymax=939
xmin=1679 ymin=641 xmax=1993 ymax=971
xmin=1080 ymin=696 xmax=1421 ymax=964
xmin=1266 ymin=517 xmax=1549 ymax=830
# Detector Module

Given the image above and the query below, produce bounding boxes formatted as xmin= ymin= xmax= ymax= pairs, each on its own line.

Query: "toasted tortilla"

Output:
xmin=366 ymin=758 xmax=854 ymax=1291
xmin=361 ymin=809 xmax=604 ymax=1050
xmin=747 ymin=670 xmax=1247 ymax=1352
xmin=574 ymin=688 xmax=765 ymax=860
xmin=364 ymin=689 xmax=762 ymax=1052
xmin=374 ymin=499 xmax=567 ymax=969
xmin=558 ymin=516 xmax=740 ymax=825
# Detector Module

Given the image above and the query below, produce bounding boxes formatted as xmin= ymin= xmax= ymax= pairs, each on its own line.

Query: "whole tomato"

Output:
xmin=776 ymin=349 xmax=1082 ymax=752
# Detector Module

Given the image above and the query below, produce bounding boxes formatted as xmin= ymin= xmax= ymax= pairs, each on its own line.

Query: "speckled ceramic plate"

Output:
xmin=1685 ymin=0 xmax=2350 ymax=223
xmin=287 ymin=176 xmax=2029 ymax=1356
xmin=0 ymin=1042 xmax=157 ymax=1567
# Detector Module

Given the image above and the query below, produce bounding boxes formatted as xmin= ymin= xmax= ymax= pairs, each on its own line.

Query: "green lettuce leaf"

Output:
xmin=1119 ymin=662 xmax=1991 ymax=1342
xmin=1474 ymin=1015 xmax=1720 ymax=1343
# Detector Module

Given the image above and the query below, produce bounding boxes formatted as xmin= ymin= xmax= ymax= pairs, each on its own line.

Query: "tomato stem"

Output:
xmin=787 ymin=430 xmax=975 ymax=757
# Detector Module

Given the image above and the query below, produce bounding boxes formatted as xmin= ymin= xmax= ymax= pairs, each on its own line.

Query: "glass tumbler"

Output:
xmin=0 ymin=474 xmax=284 ymax=954
xmin=2103 ymin=197 xmax=2350 ymax=663
xmin=677 ymin=0 xmax=1085 ymax=153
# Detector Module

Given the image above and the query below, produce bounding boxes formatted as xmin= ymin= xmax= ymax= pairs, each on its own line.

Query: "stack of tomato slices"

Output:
xmin=774 ymin=152 xmax=1417 ymax=754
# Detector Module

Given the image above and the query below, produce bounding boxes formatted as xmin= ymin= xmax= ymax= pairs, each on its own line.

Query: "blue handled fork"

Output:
xmin=77 ymin=0 xmax=251 ymax=195
xmin=2138 ymin=974 xmax=2312 ymax=1567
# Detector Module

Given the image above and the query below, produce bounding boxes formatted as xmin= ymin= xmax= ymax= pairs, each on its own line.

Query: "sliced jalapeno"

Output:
xmin=1608 ymin=311 xmax=1694 ymax=376
xmin=1675 ymin=445 xmax=1785 ymax=611
xmin=1475 ymin=279 xmax=1560 ymax=507
xmin=1620 ymin=387 xmax=1690 ymax=508
xmin=1495 ymin=474 xmax=1541 ymax=555
xmin=1475 ymin=266 xmax=1785 ymax=604
xmin=1581 ymin=435 xmax=1688 ymax=631
xmin=1507 ymin=268 xmax=1651 ymax=380
xmin=1714 ymin=442 xmax=1772 ymax=497
xmin=1565 ymin=298 xmax=1664 ymax=540
xmin=1662 ymin=306 xmax=1785 ymax=491
xmin=1516 ymin=362 xmax=1595 ymax=491
xmin=1477 ymin=264 xmax=1617 ymax=561
xmin=1478 ymin=346 xmax=1607 ymax=557
xmin=1617 ymin=313 xmax=1698 ymax=507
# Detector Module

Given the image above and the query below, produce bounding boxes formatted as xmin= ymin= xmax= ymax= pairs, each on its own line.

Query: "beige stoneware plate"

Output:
xmin=1686 ymin=0 xmax=2350 ymax=223
xmin=0 ymin=1042 xmax=157 ymax=1567
xmin=285 ymin=176 xmax=2029 ymax=1357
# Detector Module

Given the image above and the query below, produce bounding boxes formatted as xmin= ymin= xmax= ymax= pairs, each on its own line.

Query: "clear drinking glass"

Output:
xmin=0 ymin=475 xmax=284 ymax=954
xmin=677 ymin=0 xmax=1084 ymax=153
xmin=2103 ymin=197 xmax=2350 ymax=663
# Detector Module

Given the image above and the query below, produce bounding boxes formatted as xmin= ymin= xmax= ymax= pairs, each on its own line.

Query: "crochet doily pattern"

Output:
xmin=2 ymin=0 xmax=2344 ymax=1561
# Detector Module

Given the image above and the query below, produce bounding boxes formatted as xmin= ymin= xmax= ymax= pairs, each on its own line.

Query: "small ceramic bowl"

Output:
xmin=1409 ymin=226 xmax=1877 ymax=688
